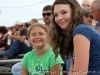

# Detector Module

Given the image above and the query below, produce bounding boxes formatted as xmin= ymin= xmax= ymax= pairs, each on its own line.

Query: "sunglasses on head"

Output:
xmin=42 ymin=13 xmax=51 ymax=17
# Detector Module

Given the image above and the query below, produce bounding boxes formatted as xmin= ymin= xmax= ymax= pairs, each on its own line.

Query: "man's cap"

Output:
xmin=15 ymin=21 xmax=23 ymax=25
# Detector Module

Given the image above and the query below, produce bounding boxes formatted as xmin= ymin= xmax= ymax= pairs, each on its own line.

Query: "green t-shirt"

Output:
xmin=22 ymin=47 xmax=64 ymax=75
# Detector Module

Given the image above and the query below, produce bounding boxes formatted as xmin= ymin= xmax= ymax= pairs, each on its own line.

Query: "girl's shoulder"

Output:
xmin=73 ymin=24 xmax=100 ymax=42
xmin=47 ymin=47 xmax=54 ymax=55
xmin=74 ymin=24 xmax=92 ymax=31
xmin=73 ymin=24 xmax=97 ymax=35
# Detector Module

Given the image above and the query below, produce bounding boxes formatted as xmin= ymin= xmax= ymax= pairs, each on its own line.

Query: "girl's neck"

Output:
xmin=35 ymin=44 xmax=49 ymax=57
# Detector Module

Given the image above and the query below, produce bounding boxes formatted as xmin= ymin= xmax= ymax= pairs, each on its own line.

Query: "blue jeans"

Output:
xmin=6 ymin=40 xmax=32 ymax=58
xmin=0 ymin=50 xmax=6 ymax=58
xmin=11 ymin=62 xmax=22 ymax=75
xmin=66 ymin=60 xmax=70 ymax=75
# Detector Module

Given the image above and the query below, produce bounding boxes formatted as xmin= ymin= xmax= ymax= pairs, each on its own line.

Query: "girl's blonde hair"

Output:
xmin=28 ymin=23 xmax=48 ymax=38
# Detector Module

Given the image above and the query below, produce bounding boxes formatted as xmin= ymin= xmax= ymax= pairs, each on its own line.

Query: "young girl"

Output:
xmin=49 ymin=0 xmax=100 ymax=75
xmin=22 ymin=23 xmax=64 ymax=75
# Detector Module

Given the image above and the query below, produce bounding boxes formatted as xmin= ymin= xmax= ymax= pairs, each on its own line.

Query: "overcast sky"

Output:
xmin=0 ymin=0 xmax=92 ymax=27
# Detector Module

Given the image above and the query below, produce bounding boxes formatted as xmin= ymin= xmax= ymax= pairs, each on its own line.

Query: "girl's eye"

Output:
xmin=32 ymin=34 xmax=36 ymax=37
xmin=39 ymin=33 xmax=43 ymax=36
xmin=62 ymin=12 xmax=67 ymax=14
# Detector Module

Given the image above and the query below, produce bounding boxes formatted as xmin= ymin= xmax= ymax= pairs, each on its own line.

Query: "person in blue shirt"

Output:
xmin=49 ymin=0 xmax=100 ymax=75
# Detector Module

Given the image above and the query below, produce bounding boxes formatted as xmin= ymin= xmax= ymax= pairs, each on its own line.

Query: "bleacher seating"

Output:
xmin=0 ymin=54 xmax=24 ymax=75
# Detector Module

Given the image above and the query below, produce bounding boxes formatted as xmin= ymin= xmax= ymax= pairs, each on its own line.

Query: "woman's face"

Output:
xmin=83 ymin=14 xmax=94 ymax=25
xmin=29 ymin=26 xmax=47 ymax=48
xmin=54 ymin=4 xmax=72 ymax=30
xmin=81 ymin=2 xmax=90 ymax=9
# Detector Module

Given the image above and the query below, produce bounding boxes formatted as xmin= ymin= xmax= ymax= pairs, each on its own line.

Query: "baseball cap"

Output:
xmin=15 ymin=21 xmax=23 ymax=25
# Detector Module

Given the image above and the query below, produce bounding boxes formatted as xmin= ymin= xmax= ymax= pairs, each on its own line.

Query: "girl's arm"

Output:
xmin=50 ymin=64 xmax=61 ymax=75
xmin=69 ymin=60 xmax=74 ymax=75
xmin=71 ymin=34 xmax=90 ymax=75
xmin=22 ymin=66 xmax=28 ymax=75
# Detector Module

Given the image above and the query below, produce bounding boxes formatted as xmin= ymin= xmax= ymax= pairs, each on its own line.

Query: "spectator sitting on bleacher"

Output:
xmin=1 ymin=21 xmax=32 ymax=60
xmin=42 ymin=5 xmax=52 ymax=29
xmin=23 ymin=23 xmax=30 ymax=29
xmin=30 ymin=18 xmax=38 ymax=26
xmin=83 ymin=7 xmax=94 ymax=26
xmin=0 ymin=26 xmax=13 ymax=58
xmin=8 ymin=26 xmax=18 ymax=37
xmin=90 ymin=0 xmax=100 ymax=33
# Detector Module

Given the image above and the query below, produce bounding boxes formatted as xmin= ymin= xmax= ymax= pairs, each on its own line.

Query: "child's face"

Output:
xmin=54 ymin=4 xmax=72 ymax=30
xmin=29 ymin=26 xmax=47 ymax=48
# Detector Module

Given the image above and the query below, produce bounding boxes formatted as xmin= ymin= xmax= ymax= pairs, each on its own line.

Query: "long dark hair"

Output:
xmin=49 ymin=0 xmax=84 ymax=59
